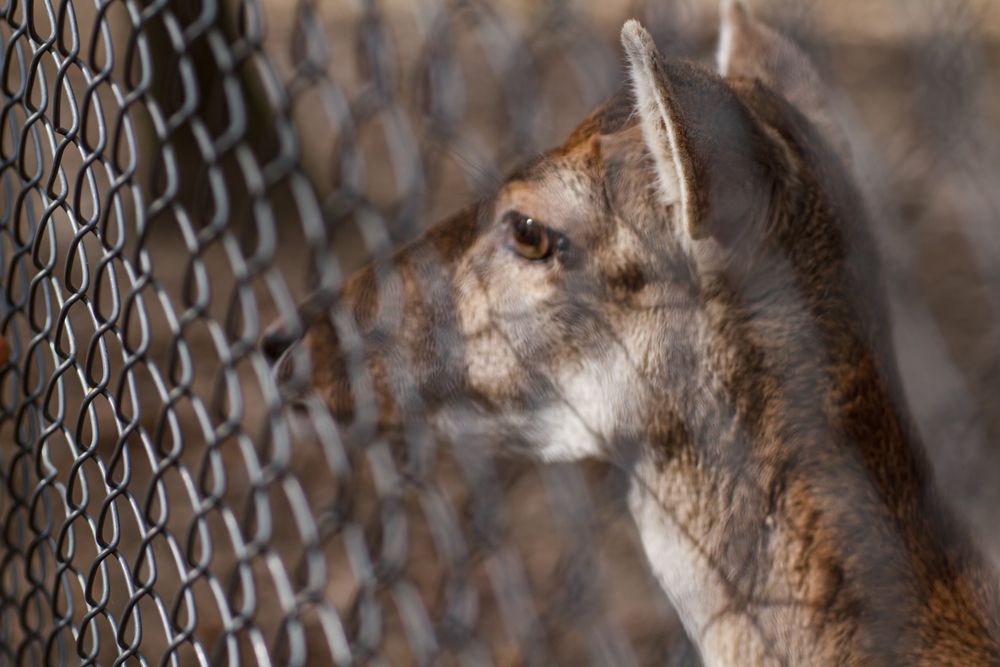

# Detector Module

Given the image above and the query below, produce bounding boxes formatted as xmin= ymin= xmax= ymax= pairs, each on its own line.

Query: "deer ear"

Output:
xmin=621 ymin=20 xmax=772 ymax=245
xmin=717 ymin=1 xmax=847 ymax=159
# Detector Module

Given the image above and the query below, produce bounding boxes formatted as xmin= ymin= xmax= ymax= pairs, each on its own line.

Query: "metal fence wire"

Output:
xmin=1 ymin=0 xmax=999 ymax=665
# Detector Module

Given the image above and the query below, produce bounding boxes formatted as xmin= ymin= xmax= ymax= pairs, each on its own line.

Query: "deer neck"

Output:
xmin=626 ymin=295 xmax=1000 ymax=666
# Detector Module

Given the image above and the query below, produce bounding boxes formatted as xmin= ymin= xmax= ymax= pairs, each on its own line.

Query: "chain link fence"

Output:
xmin=1 ymin=0 xmax=999 ymax=665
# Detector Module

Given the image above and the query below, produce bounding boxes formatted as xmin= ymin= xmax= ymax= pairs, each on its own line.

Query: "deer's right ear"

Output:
xmin=622 ymin=20 xmax=773 ymax=246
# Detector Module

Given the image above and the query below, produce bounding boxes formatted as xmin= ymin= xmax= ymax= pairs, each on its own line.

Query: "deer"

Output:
xmin=261 ymin=2 xmax=1000 ymax=664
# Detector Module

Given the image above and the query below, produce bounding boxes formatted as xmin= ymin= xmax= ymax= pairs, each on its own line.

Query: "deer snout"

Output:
xmin=261 ymin=311 xmax=364 ymax=424
xmin=261 ymin=324 xmax=296 ymax=366
xmin=260 ymin=318 xmax=310 ymax=394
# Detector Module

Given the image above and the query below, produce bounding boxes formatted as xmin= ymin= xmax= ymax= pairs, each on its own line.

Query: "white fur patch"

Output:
xmin=629 ymin=458 xmax=779 ymax=666
xmin=535 ymin=350 xmax=637 ymax=461
xmin=716 ymin=1 xmax=738 ymax=76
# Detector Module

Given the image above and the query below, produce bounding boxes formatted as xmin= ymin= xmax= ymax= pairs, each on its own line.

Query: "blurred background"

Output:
xmin=1 ymin=0 xmax=999 ymax=664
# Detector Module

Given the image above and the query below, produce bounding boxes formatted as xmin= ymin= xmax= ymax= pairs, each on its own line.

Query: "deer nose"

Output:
xmin=261 ymin=326 xmax=296 ymax=365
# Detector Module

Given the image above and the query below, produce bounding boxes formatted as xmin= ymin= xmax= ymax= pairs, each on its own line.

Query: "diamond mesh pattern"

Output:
xmin=1 ymin=1 xmax=999 ymax=665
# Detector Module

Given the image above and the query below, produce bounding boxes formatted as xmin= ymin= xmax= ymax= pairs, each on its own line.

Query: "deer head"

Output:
xmin=264 ymin=3 xmax=1000 ymax=664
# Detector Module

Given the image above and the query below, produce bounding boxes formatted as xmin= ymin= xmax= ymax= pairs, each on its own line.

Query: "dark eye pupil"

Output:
xmin=513 ymin=215 xmax=542 ymax=247
xmin=504 ymin=210 xmax=555 ymax=260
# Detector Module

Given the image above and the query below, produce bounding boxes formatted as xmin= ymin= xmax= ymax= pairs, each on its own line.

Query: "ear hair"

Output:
xmin=621 ymin=20 xmax=701 ymax=239
xmin=621 ymin=20 xmax=774 ymax=247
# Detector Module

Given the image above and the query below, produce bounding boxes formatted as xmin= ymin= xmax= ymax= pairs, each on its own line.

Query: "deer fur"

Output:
xmin=264 ymin=3 xmax=1000 ymax=664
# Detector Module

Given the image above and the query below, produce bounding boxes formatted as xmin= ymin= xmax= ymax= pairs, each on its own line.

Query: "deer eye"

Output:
xmin=505 ymin=211 xmax=552 ymax=260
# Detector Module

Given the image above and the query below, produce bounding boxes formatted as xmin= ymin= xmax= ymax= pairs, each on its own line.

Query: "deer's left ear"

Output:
xmin=621 ymin=20 xmax=773 ymax=246
xmin=717 ymin=1 xmax=848 ymax=162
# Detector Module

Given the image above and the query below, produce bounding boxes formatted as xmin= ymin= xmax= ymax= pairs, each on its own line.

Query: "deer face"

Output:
xmin=267 ymin=117 xmax=696 ymax=460
xmin=264 ymin=6 xmax=860 ymax=468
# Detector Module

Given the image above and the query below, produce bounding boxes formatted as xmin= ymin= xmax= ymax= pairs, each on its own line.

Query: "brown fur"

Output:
xmin=264 ymin=5 xmax=1000 ymax=665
